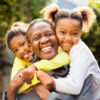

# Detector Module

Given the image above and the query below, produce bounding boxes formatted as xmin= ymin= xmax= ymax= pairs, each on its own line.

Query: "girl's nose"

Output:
xmin=19 ymin=48 xmax=24 ymax=54
xmin=65 ymin=34 xmax=72 ymax=40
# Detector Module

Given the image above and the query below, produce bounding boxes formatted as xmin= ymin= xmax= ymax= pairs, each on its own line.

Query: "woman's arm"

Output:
xmin=37 ymin=70 xmax=55 ymax=90
xmin=34 ymin=83 xmax=50 ymax=100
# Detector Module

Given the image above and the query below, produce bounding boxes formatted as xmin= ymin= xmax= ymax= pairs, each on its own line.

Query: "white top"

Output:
xmin=54 ymin=39 xmax=100 ymax=99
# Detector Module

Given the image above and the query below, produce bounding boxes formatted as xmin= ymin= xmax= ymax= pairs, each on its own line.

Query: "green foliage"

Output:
xmin=0 ymin=0 xmax=51 ymax=52
xmin=82 ymin=0 xmax=100 ymax=65
xmin=0 ymin=0 xmax=51 ymax=38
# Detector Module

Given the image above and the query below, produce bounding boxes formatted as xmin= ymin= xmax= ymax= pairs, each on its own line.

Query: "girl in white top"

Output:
xmin=41 ymin=4 xmax=100 ymax=100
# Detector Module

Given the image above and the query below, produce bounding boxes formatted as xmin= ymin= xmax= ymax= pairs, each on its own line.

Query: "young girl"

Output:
xmin=5 ymin=21 xmax=70 ymax=100
xmin=40 ymin=4 xmax=100 ymax=100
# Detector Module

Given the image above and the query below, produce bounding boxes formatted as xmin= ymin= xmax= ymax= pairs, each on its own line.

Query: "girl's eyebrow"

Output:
xmin=58 ymin=28 xmax=65 ymax=30
xmin=12 ymin=48 xmax=16 ymax=51
xmin=18 ymin=40 xmax=24 ymax=45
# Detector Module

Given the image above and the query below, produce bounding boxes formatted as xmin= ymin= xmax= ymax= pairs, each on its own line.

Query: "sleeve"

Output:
xmin=33 ymin=50 xmax=70 ymax=71
xmin=11 ymin=57 xmax=28 ymax=80
xmin=54 ymin=46 xmax=93 ymax=95
xmin=17 ymin=72 xmax=40 ymax=94
xmin=11 ymin=57 xmax=40 ymax=94
xmin=2 ymin=91 xmax=7 ymax=100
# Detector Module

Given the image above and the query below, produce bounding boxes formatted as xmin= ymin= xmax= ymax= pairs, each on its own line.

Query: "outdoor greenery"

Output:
xmin=0 ymin=0 xmax=51 ymax=54
xmin=0 ymin=0 xmax=100 ymax=65
xmin=82 ymin=0 xmax=100 ymax=65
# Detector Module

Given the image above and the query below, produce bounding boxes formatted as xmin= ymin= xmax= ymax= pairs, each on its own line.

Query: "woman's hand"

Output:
xmin=34 ymin=83 xmax=50 ymax=100
xmin=37 ymin=71 xmax=55 ymax=90
xmin=19 ymin=65 xmax=36 ymax=84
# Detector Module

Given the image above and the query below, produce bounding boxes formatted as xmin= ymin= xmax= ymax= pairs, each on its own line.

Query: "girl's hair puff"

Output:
xmin=11 ymin=22 xmax=29 ymax=32
xmin=75 ymin=7 xmax=96 ymax=32
xmin=41 ymin=4 xmax=59 ymax=24
xmin=42 ymin=4 xmax=96 ymax=32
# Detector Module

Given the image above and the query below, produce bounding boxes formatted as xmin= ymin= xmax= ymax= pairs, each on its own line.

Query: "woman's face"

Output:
xmin=9 ymin=33 xmax=33 ymax=62
xmin=28 ymin=22 xmax=58 ymax=60
xmin=56 ymin=18 xmax=82 ymax=52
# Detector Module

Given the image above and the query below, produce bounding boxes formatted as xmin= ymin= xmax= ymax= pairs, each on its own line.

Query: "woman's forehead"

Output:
xmin=29 ymin=22 xmax=54 ymax=35
xmin=32 ymin=22 xmax=53 ymax=29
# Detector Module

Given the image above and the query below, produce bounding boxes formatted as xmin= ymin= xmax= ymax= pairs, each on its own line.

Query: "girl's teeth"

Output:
xmin=23 ymin=54 xmax=28 ymax=58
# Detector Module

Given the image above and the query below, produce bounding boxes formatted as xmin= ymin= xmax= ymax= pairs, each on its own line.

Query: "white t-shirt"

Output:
xmin=54 ymin=39 xmax=100 ymax=99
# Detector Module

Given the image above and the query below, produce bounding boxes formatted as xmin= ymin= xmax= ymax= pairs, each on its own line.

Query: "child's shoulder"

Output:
xmin=70 ymin=40 xmax=93 ymax=57
xmin=71 ymin=40 xmax=89 ymax=52
xmin=14 ymin=57 xmax=30 ymax=65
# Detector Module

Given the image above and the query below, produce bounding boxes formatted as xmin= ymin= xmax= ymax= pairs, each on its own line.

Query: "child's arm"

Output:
xmin=51 ymin=45 xmax=96 ymax=95
xmin=11 ymin=50 xmax=70 ymax=94
xmin=11 ymin=57 xmax=30 ymax=80
xmin=18 ymin=50 xmax=70 ymax=94
xmin=19 ymin=65 xmax=36 ymax=84
xmin=7 ymin=70 xmax=24 ymax=100
xmin=33 ymin=50 xmax=70 ymax=71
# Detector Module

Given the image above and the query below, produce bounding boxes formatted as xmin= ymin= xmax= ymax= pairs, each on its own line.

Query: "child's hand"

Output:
xmin=37 ymin=71 xmax=55 ymax=90
xmin=19 ymin=65 xmax=36 ymax=84
xmin=7 ymin=70 xmax=24 ymax=100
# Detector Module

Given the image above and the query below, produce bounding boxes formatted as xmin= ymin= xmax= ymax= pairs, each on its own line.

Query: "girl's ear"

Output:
xmin=76 ymin=7 xmax=96 ymax=32
xmin=41 ymin=4 xmax=59 ymax=25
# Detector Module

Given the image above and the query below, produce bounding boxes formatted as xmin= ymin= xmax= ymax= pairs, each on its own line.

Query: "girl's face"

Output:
xmin=28 ymin=22 xmax=58 ymax=60
xmin=56 ymin=18 xmax=82 ymax=52
xmin=9 ymin=33 xmax=33 ymax=62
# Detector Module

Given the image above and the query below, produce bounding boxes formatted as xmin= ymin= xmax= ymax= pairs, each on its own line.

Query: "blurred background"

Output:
xmin=0 ymin=0 xmax=100 ymax=99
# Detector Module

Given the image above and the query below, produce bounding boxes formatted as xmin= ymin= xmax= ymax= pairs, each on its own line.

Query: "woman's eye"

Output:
xmin=34 ymin=36 xmax=41 ymax=41
xmin=72 ymin=33 xmax=79 ymax=36
xmin=45 ymin=33 xmax=53 ymax=37
xmin=60 ymin=31 xmax=66 ymax=34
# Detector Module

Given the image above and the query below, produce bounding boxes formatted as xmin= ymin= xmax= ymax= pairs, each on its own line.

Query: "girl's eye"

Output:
xmin=60 ymin=31 xmax=66 ymax=34
xmin=45 ymin=33 xmax=54 ymax=37
xmin=14 ymin=49 xmax=17 ymax=53
xmin=21 ymin=42 xmax=25 ymax=46
xmin=72 ymin=33 xmax=79 ymax=36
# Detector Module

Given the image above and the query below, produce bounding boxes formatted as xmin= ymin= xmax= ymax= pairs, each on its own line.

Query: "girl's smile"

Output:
xmin=56 ymin=18 xmax=82 ymax=52
xmin=9 ymin=34 xmax=33 ymax=62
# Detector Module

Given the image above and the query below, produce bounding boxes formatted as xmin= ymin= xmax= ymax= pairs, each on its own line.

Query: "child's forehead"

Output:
xmin=12 ymin=34 xmax=26 ymax=41
xmin=56 ymin=18 xmax=81 ymax=27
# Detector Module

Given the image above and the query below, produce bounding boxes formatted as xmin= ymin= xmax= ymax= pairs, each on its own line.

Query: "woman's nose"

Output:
xmin=40 ymin=36 xmax=49 ymax=44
